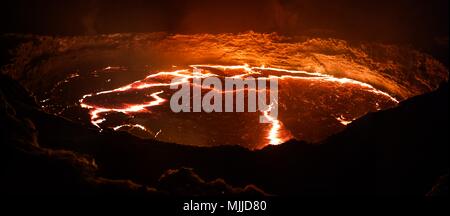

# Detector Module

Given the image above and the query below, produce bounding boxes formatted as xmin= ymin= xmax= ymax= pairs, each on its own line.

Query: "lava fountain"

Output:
xmin=3 ymin=32 xmax=447 ymax=149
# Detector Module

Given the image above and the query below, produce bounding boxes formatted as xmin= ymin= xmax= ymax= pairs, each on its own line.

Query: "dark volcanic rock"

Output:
xmin=0 ymin=74 xmax=266 ymax=198
xmin=1 ymin=73 xmax=448 ymax=196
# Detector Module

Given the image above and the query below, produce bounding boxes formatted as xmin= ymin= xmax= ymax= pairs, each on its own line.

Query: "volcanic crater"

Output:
xmin=3 ymin=32 xmax=448 ymax=149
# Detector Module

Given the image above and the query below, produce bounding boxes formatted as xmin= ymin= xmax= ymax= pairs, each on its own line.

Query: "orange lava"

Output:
xmin=79 ymin=64 xmax=399 ymax=147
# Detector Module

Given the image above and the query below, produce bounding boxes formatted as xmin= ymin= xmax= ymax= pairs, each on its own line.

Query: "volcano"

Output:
xmin=1 ymin=0 xmax=449 ymax=208
xmin=3 ymin=33 xmax=447 ymax=149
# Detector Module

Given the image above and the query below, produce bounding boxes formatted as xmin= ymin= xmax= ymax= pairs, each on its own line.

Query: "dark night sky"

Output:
xmin=0 ymin=0 xmax=448 ymax=49
xmin=1 ymin=1 xmax=447 ymax=34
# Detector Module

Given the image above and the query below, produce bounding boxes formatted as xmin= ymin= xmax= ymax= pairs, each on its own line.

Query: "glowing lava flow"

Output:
xmin=80 ymin=91 xmax=166 ymax=128
xmin=336 ymin=115 xmax=354 ymax=126
xmin=79 ymin=64 xmax=399 ymax=146
xmin=262 ymin=101 xmax=283 ymax=145
xmin=113 ymin=124 xmax=148 ymax=131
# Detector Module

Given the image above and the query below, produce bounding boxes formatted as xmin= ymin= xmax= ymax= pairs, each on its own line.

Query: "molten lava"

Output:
xmin=77 ymin=64 xmax=398 ymax=149
xmin=6 ymin=33 xmax=446 ymax=149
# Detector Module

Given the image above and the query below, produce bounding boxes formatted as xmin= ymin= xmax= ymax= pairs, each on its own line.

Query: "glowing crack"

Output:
xmin=79 ymin=64 xmax=399 ymax=146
